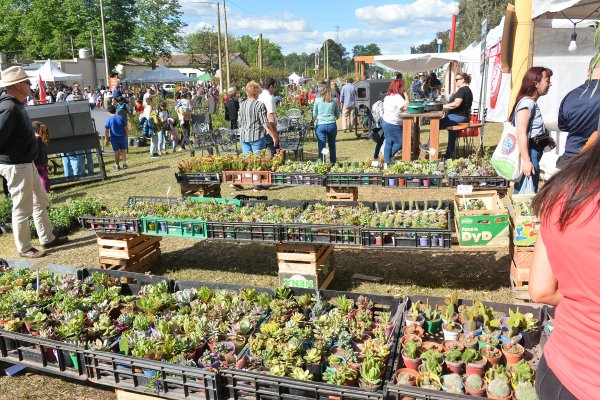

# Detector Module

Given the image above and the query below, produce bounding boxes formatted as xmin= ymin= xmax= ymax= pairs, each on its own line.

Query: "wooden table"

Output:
xmin=400 ymin=111 xmax=444 ymax=161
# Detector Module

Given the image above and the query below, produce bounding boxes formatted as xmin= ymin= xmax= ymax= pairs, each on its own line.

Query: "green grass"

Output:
xmin=0 ymin=120 xmax=512 ymax=398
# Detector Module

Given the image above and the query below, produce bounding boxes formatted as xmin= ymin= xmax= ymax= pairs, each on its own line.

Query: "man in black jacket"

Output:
xmin=0 ymin=66 xmax=68 ymax=258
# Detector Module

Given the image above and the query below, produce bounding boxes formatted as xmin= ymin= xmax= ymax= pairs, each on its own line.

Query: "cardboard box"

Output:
xmin=454 ymin=191 xmax=509 ymax=246
xmin=507 ymin=194 xmax=539 ymax=247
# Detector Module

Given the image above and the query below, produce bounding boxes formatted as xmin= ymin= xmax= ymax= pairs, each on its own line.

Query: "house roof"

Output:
xmin=158 ymin=53 xmax=246 ymax=67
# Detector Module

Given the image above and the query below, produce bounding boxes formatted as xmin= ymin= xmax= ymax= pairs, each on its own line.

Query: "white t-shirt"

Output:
xmin=258 ymin=89 xmax=276 ymax=116
xmin=142 ymin=91 xmax=152 ymax=104
xmin=382 ymin=94 xmax=406 ymax=125
xmin=144 ymin=104 xmax=152 ymax=120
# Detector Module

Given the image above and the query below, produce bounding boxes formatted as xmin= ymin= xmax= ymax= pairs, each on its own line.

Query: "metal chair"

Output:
xmin=285 ymin=108 xmax=302 ymax=124
xmin=190 ymin=121 xmax=215 ymax=156
xmin=214 ymin=127 xmax=239 ymax=155
xmin=279 ymin=123 xmax=306 ymax=161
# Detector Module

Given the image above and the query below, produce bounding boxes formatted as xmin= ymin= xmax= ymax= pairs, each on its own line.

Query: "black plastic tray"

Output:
xmin=176 ymin=172 xmax=222 ymax=184
xmin=127 ymin=196 xmax=180 ymax=207
xmin=326 ymin=173 xmax=383 ymax=187
xmin=242 ymin=199 xmax=307 ymax=210
xmin=84 ymin=350 xmax=221 ymax=400
xmin=78 ymin=268 xmax=172 ymax=295
xmin=360 ymin=228 xmax=452 ymax=249
xmin=0 ymin=330 xmax=86 ymax=380
xmin=447 ymin=176 xmax=509 ymax=190
xmin=78 ymin=216 xmax=141 ymax=234
xmin=372 ymin=200 xmax=452 ymax=213
xmin=281 ymin=224 xmax=361 ymax=246
xmin=206 ymin=222 xmax=282 ymax=242
xmin=272 ymin=172 xmax=326 ymax=186
xmin=383 ymin=174 xmax=444 ymax=189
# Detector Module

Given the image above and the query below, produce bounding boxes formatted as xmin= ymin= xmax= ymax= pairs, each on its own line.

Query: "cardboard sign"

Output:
xmin=457 ymin=185 xmax=474 ymax=195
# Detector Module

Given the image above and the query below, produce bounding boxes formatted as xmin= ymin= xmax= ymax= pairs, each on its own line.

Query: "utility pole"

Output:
xmin=90 ymin=32 xmax=98 ymax=89
xmin=70 ymin=36 xmax=75 ymax=59
xmin=258 ymin=33 xmax=263 ymax=70
xmin=222 ymin=0 xmax=231 ymax=89
xmin=325 ymin=40 xmax=329 ymax=79
xmin=209 ymin=27 xmax=214 ymax=72
xmin=99 ymin=0 xmax=110 ymax=86
xmin=216 ymin=2 xmax=223 ymax=93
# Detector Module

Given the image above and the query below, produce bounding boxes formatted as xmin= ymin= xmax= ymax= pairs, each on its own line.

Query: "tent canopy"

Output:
xmin=122 ymin=71 xmax=138 ymax=82
xmin=197 ymin=72 xmax=212 ymax=82
xmin=288 ymin=72 xmax=301 ymax=84
xmin=35 ymin=59 xmax=82 ymax=82
xmin=373 ymin=53 xmax=460 ymax=74
xmin=533 ymin=0 xmax=600 ymax=19
xmin=137 ymin=66 xmax=197 ymax=83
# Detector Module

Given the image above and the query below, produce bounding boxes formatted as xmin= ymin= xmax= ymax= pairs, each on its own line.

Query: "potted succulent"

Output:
xmin=288 ymin=366 xmax=314 ymax=396
xmin=442 ymin=320 xmax=462 ymax=341
xmin=478 ymin=333 xmax=500 ymax=349
xmin=510 ymin=359 xmax=535 ymax=388
xmin=358 ymin=354 xmax=384 ymax=390
xmin=464 ymin=374 xmax=487 ymax=397
xmin=480 ymin=345 xmax=502 ymax=367
xmin=395 ymin=368 xmax=419 ymax=386
xmin=514 ymin=383 xmax=538 ymax=400
xmin=405 ymin=302 xmax=425 ymax=327
xmin=441 ymin=373 xmax=464 ymax=394
xmin=402 ymin=324 xmax=424 ymax=337
xmin=401 ymin=334 xmax=423 ymax=348
xmin=487 ymin=378 xmax=513 ymax=400
xmin=501 ymin=341 xmax=525 ymax=366
xmin=442 ymin=339 xmax=464 ymax=353
xmin=443 ymin=349 xmax=465 ymax=375
xmin=461 ymin=348 xmax=486 ymax=377
xmin=421 ymin=341 xmax=444 ymax=353
xmin=416 ymin=371 xmax=441 ymax=390
xmin=419 ymin=350 xmax=443 ymax=376
xmin=420 ymin=301 xmax=442 ymax=334
xmin=401 ymin=340 xmax=422 ymax=371
xmin=485 ymin=363 xmax=510 ymax=384
xmin=440 ymin=292 xmax=458 ymax=323
xmin=304 ymin=347 xmax=323 ymax=380
xmin=459 ymin=332 xmax=479 ymax=349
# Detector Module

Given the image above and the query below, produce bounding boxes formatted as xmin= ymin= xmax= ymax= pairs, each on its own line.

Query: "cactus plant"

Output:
xmin=488 ymin=378 xmax=512 ymax=398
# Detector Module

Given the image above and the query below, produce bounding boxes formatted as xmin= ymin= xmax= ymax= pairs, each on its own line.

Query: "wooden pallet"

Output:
xmin=277 ymin=244 xmax=334 ymax=274
xmin=97 ymin=233 xmax=161 ymax=272
xmin=179 ymin=182 xmax=221 ymax=198
xmin=511 ymin=276 xmax=531 ymax=302
xmin=510 ymin=244 xmax=534 ymax=286
xmin=325 ymin=186 xmax=358 ymax=201
xmin=115 ymin=388 xmax=163 ymax=400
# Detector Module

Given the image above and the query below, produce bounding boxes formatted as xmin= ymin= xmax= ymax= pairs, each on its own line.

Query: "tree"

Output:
xmin=180 ymin=28 xmax=221 ymax=74
xmin=455 ymin=0 xmax=514 ymax=51
xmin=320 ymin=39 xmax=351 ymax=76
xmin=284 ymin=52 xmax=313 ymax=76
xmin=410 ymin=30 xmax=450 ymax=54
xmin=352 ymin=43 xmax=381 ymax=57
xmin=133 ymin=0 xmax=186 ymax=68
xmin=232 ymin=35 xmax=284 ymax=69
xmin=226 ymin=64 xmax=287 ymax=94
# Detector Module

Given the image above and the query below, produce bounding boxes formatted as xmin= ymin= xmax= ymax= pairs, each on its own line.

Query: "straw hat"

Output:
xmin=0 ymin=66 xmax=31 ymax=87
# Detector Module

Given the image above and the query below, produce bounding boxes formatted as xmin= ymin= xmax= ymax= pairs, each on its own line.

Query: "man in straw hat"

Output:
xmin=0 ymin=66 xmax=68 ymax=258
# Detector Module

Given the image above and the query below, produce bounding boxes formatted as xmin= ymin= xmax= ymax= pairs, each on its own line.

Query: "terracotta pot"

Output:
xmin=402 ymin=325 xmax=425 ymax=337
xmin=394 ymin=368 xmax=419 ymax=386
xmin=444 ymin=359 xmax=465 ymax=375
xmin=480 ymin=346 xmax=502 ymax=367
xmin=486 ymin=388 xmax=513 ymax=400
xmin=401 ymin=334 xmax=423 ymax=347
xmin=442 ymin=340 xmax=464 ymax=353
xmin=465 ymin=358 xmax=486 ymax=377
xmin=401 ymin=353 xmax=422 ymax=371
xmin=459 ymin=333 xmax=479 ymax=349
xmin=463 ymin=378 xmax=487 ymax=397
xmin=420 ymin=341 xmax=443 ymax=353
xmin=398 ymin=178 xmax=406 ymax=186
xmin=501 ymin=342 xmax=525 ymax=366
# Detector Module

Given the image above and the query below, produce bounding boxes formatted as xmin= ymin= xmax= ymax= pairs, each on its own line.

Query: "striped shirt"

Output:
xmin=238 ymin=98 xmax=269 ymax=142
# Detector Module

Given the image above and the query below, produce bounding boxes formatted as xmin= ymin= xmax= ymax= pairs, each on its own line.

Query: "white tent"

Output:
xmin=533 ymin=0 xmax=600 ymax=19
xmin=35 ymin=59 xmax=82 ymax=82
xmin=288 ymin=72 xmax=300 ymax=85
xmin=374 ymin=53 xmax=460 ymax=74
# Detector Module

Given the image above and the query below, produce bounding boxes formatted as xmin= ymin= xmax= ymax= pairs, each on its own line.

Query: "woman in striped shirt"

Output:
xmin=238 ymin=81 xmax=278 ymax=153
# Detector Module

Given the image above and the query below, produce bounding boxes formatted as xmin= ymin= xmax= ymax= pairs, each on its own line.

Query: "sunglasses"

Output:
xmin=455 ymin=77 xmax=463 ymax=81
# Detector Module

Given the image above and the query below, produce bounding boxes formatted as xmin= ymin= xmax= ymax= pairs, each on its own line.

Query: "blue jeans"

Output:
xmin=381 ymin=120 xmax=402 ymax=163
xmin=315 ymin=122 xmax=337 ymax=164
xmin=374 ymin=130 xmax=385 ymax=159
xmin=61 ymin=153 xmax=85 ymax=177
xmin=439 ymin=113 xmax=469 ymax=159
xmin=513 ymin=142 xmax=544 ymax=194
xmin=241 ymin=137 xmax=267 ymax=153
xmin=158 ymin=130 xmax=168 ymax=151
xmin=265 ymin=135 xmax=278 ymax=157
xmin=85 ymin=151 xmax=94 ymax=175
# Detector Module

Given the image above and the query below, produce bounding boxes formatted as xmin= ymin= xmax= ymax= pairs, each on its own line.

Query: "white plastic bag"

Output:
xmin=491 ymin=122 xmax=522 ymax=181
xmin=539 ymin=151 xmax=560 ymax=181
xmin=519 ymin=176 xmax=535 ymax=195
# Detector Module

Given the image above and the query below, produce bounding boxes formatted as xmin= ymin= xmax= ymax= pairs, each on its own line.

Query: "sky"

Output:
xmin=178 ymin=0 xmax=460 ymax=56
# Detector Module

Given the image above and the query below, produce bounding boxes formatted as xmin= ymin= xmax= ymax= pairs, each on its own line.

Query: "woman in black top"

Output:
xmin=225 ymin=87 xmax=240 ymax=129
xmin=440 ymin=72 xmax=473 ymax=159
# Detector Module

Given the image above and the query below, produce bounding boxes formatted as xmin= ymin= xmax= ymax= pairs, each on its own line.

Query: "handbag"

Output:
xmin=369 ymin=127 xmax=382 ymax=143
xmin=491 ymin=122 xmax=522 ymax=181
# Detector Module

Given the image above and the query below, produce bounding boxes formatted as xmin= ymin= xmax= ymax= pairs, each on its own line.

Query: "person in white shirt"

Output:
xmin=257 ymin=77 xmax=279 ymax=156
xmin=381 ymin=79 xmax=408 ymax=163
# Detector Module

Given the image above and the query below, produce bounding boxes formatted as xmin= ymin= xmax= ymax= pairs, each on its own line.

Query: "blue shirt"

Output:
xmin=558 ymin=80 xmax=600 ymax=156
xmin=340 ymin=83 xmax=355 ymax=108
xmin=313 ymin=98 xmax=340 ymax=125
xmin=105 ymin=114 xmax=127 ymax=138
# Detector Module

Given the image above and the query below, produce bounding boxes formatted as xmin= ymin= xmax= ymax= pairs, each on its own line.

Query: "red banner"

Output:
xmin=487 ymin=43 xmax=502 ymax=109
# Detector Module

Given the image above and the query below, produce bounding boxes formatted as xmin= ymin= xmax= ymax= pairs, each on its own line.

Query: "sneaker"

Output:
xmin=122 ymin=163 xmax=128 ymax=169
xmin=41 ymin=236 xmax=69 ymax=250
xmin=419 ymin=143 xmax=430 ymax=152
xmin=19 ymin=247 xmax=45 ymax=258
xmin=113 ymin=165 xmax=120 ymax=171
xmin=151 ymin=154 xmax=159 ymax=158
xmin=253 ymin=185 xmax=269 ymax=192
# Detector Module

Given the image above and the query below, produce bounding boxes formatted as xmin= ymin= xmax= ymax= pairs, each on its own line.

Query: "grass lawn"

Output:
xmin=0 ymin=120 xmax=512 ymax=399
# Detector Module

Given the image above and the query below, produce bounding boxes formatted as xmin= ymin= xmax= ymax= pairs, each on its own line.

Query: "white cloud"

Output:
xmin=356 ymin=0 xmax=459 ymax=26
xmin=229 ymin=14 xmax=309 ymax=33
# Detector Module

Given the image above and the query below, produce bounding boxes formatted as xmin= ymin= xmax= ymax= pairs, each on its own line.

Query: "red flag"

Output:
xmin=38 ymin=75 xmax=47 ymax=104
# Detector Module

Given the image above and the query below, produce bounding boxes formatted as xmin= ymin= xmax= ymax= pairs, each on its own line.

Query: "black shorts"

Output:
xmin=536 ymin=355 xmax=577 ymax=400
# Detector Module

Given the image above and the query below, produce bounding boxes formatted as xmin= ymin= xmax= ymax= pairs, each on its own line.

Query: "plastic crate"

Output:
xmin=385 ymin=295 xmax=545 ymax=400
xmin=360 ymin=228 xmax=452 ymax=249
xmin=175 ymin=172 xmax=222 ymax=184
xmin=84 ymin=350 xmax=221 ymax=400
xmin=281 ymin=224 xmax=361 ymax=246
xmin=220 ymin=288 xmax=406 ymax=400
xmin=271 ymin=172 xmax=326 ymax=186
xmin=186 ymin=197 xmax=243 ymax=207
xmin=383 ymin=175 xmax=444 ymax=189
xmin=206 ymin=222 xmax=282 ymax=242
xmin=242 ymin=199 xmax=307 ymax=210
xmin=127 ymin=196 xmax=180 ymax=208
xmin=78 ymin=268 xmax=172 ymax=295
xmin=306 ymin=200 xmax=374 ymax=210
xmin=222 ymin=171 xmax=271 ymax=185
xmin=372 ymin=200 xmax=453 ymax=213
xmin=0 ymin=330 xmax=86 ymax=380
xmin=326 ymin=173 xmax=383 ymax=187
xmin=447 ymin=175 xmax=509 ymax=190
xmin=141 ymin=217 xmax=208 ymax=239
xmin=79 ymin=216 xmax=140 ymax=234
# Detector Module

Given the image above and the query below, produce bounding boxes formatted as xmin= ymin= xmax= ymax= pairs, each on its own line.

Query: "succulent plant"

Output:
xmin=488 ymin=378 xmax=512 ymax=398
xmin=465 ymin=374 xmax=484 ymax=389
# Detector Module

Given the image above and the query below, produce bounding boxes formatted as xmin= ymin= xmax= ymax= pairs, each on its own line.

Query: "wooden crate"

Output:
xmin=179 ymin=182 xmax=221 ymax=198
xmin=277 ymin=244 xmax=334 ymax=274
xmin=97 ymin=233 xmax=161 ymax=273
xmin=510 ymin=244 xmax=534 ymax=286
xmin=325 ymin=186 xmax=358 ymax=201
xmin=115 ymin=388 xmax=163 ymax=400
xmin=511 ymin=277 xmax=531 ymax=302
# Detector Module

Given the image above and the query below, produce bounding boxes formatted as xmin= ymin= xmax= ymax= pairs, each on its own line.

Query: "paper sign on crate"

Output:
xmin=508 ymin=194 xmax=539 ymax=247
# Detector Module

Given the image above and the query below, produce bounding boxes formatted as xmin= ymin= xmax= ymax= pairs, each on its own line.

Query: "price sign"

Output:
xmin=457 ymin=185 xmax=474 ymax=195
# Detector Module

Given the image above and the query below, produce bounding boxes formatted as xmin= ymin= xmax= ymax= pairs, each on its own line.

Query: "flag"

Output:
xmin=38 ymin=75 xmax=47 ymax=104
